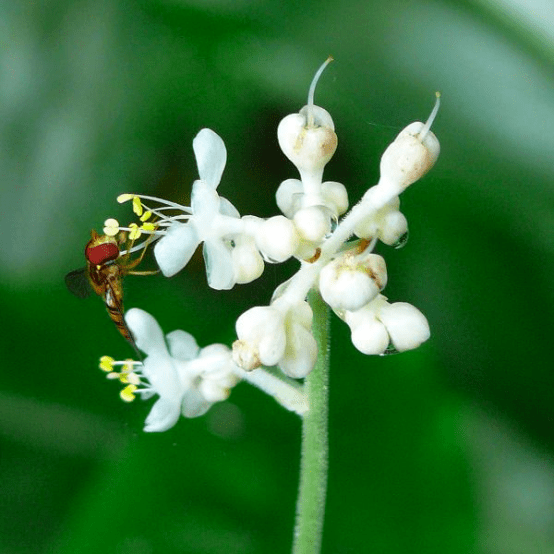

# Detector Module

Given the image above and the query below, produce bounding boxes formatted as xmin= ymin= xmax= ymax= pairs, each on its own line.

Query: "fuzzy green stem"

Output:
xmin=292 ymin=289 xmax=330 ymax=554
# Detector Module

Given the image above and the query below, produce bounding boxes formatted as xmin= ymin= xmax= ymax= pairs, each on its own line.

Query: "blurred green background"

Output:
xmin=2 ymin=0 xmax=553 ymax=552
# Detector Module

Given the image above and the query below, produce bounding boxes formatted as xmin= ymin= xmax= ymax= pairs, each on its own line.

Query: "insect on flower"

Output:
xmin=65 ymin=226 xmax=157 ymax=354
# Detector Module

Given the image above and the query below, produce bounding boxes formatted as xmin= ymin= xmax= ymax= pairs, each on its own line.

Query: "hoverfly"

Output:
xmin=65 ymin=229 xmax=156 ymax=353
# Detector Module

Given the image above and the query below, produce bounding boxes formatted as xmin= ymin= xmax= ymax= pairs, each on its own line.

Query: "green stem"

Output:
xmin=292 ymin=289 xmax=330 ymax=554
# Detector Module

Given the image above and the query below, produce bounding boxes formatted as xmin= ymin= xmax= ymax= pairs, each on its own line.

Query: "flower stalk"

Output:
xmin=292 ymin=289 xmax=330 ymax=554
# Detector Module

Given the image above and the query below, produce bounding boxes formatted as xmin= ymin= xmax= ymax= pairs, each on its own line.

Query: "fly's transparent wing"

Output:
xmin=64 ymin=268 xmax=91 ymax=299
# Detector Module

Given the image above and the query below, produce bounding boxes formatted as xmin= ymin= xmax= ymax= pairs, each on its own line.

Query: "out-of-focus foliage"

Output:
xmin=1 ymin=0 xmax=553 ymax=552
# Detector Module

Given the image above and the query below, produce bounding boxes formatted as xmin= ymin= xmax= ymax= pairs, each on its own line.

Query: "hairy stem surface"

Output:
xmin=292 ymin=289 xmax=330 ymax=554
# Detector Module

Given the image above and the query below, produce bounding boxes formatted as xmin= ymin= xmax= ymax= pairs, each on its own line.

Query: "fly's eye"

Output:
xmin=86 ymin=242 xmax=120 ymax=265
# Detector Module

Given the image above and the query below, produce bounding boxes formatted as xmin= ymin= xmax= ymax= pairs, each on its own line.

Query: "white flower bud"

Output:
xmin=293 ymin=205 xmax=331 ymax=242
xmin=276 ymin=178 xmax=303 ymax=218
xmin=379 ymin=209 xmax=408 ymax=246
xmin=255 ymin=216 xmax=300 ymax=262
xmin=377 ymin=302 xmax=430 ymax=352
xmin=277 ymin=58 xmax=337 ymax=176
xmin=279 ymin=321 xmax=317 ymax=378
xmin=277 ymin=108 xmax=338 ymax=174
xmin=319 ymin=252 xmax=387 ymax=312
xmin=354 ymin=197 xmax=400 ymax=239
xmin=279 ymin=301 xmax=316 ymax=378
xmin=320 ymin=181 xmax=348 ymax=216
xmin=348 ymin=315 xmax=390 ymax=355
xmin=276 ymin=178 xmax=348 ymax=219
xmin=377 ymin=94 xmax=440 ymax=195
xmin=234 ymin=306 xmax=286 ymax=369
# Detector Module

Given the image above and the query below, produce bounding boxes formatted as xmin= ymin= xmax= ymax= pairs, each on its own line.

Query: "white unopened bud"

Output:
xmin=378 ymin=93 xmax=440 ymax=195
xmin=277 ymin=57 xmax=337 ymax=176
xmin=255 ymin=216 xmax=300 ymax=262
xmin=276 ymin=178 xmax=348 ymax=219
xmin=319 ymin=252 xmax=387 ymax=312
xmin=348 ymin=315 xmax=390 ymax=355
xmin=377 ymin=302 xmax=430 ymax=352
xmin=293 ymin=205 xmax=331 ymax=243
xmin=320 ymin=181 xmax=348 ymax=216
xmin=278 ymin=109 xmax=337 ymax=174
xmin=276 ymin=178 xmax=303 ymax=218
xmin=344 ymin=296 xmax=430 ymax=355
xmin=379 ymin=209 xmax=408 ymax=246
xmin=354 ymin=197 xmax=408 ymax=246
xmin=234 ymin=306 xmax=286 ymax=370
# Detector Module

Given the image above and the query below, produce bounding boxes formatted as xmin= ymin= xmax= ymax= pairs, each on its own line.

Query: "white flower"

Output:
xmin=319 ymin=250 xmax=387 ymax=312
xmin=154 ymin=129 xmax=241 ymax=289
xmin=233 ymin=299 xmax=317 ymax=379
xmin=124 ymin=308 xmax=241 ymax=432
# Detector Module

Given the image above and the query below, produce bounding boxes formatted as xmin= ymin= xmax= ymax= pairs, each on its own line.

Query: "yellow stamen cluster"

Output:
xmin=99 ymin=355 xmax=143 ymax=402
xmin=116 ymin=194 xmax=157 ymax=240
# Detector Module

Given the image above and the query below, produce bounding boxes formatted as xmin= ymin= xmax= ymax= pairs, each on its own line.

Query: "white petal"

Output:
xmin=219 ymin=197 xmax=240 ymax=218
xmin=193 ymin=128 xmax=227 ymax=189
xmin=199 ymin=380 xmax=230 ymax=403
xmin=191 ymin=180 xmax=220 ymax=216
xmin=203 ymin=240 xmax=235 ymax=290
xmin=125 ymin=308 xmax=166 ymax=354
xmin=154 ymin=222 xmax=199 ymax=277
xmin=181 ymin=389 xmax=213 ymax=418
xmin=141 ymin=353 xmax=181 ymax=400
xmin=166 ymin=329 xmax=200 ymax=361
xmin=199 ymin=343 xmax=233 ymax=363
xmin=143 ymin=397 xmax=181 ymax=432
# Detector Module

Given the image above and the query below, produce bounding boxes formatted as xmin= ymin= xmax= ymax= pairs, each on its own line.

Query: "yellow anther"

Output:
xmin=122 ymin=359 xmax=135 ymax=373
xmin=117 ymin=193 xmax=134 ymax=203
xmin=103 ymin=218 xmax=120 ymax=236
xmin=129 ymin=223 xmax=141 ymax=240
xmin=132 ymin=196 xmax=143 ymax=216
xmin=120 ymin=384 xmax=137 ymax=402
xmin=119 ymin=371 xmax=140 ymax=385
xmin=119 ymin=372 xmax=130 ymax=384
xmin=140 ymin=211 xmax=152 ymax=222
xmin=106 ymin=372 xmax=120 ymax=380
xmin=99 ymin=356 xmax=115 ymax=372
xmin=141 ymin=222 xmax=157 ymax=232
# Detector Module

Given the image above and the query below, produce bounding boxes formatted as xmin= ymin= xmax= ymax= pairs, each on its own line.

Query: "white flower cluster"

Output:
xmin=99 ymin=58 xmax=439 ymax=431
xmin=101 ymin=308 xmax=308 ymax=432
